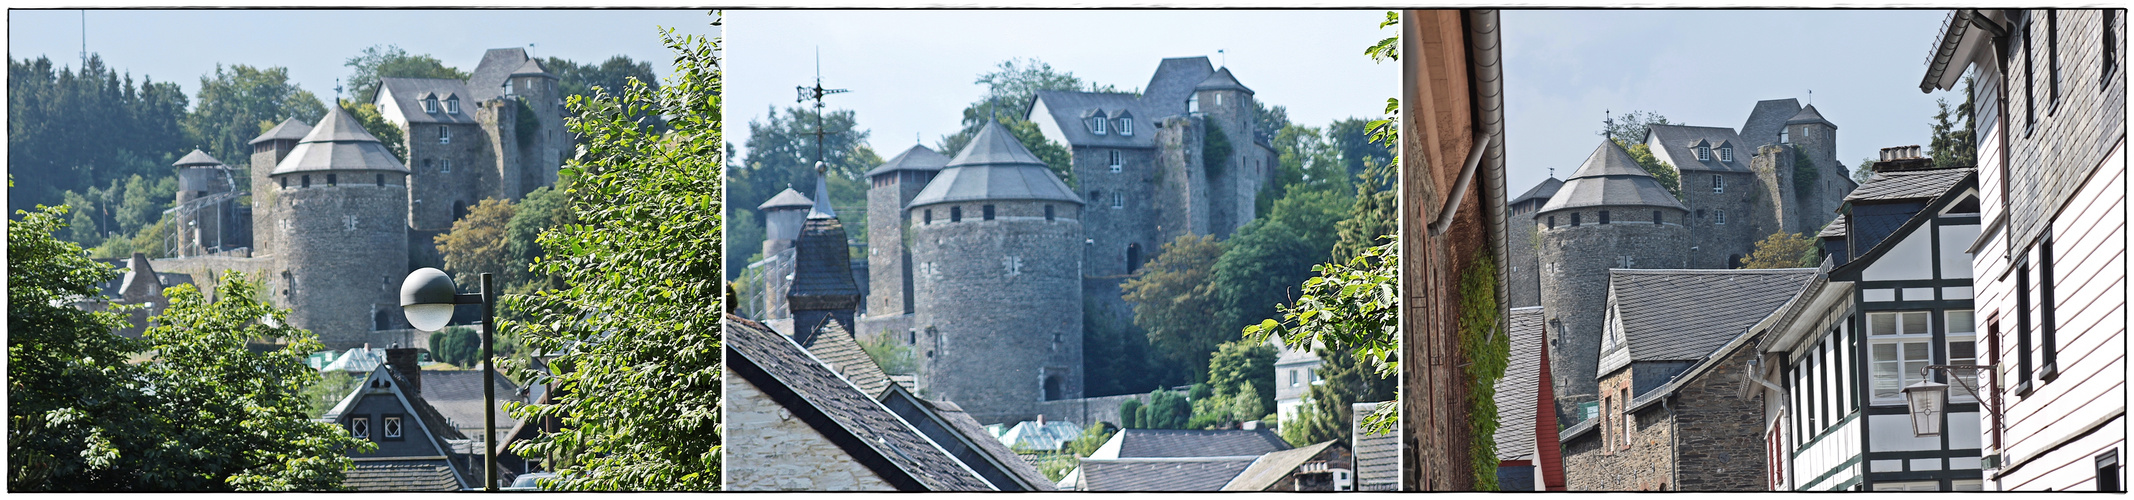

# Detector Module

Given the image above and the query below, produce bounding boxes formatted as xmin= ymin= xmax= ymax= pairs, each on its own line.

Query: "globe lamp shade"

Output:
xmin=401 ymin=267 xmax=460 ymax=332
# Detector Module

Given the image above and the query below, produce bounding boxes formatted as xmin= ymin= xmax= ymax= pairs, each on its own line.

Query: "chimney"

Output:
xmin=1873 ymin=145 xmax=1935 ymax=173
xmin=386 ymin=347 xmax=422 ymax=397
xmin=1037 ymin=414 xmax=1045 ymax=426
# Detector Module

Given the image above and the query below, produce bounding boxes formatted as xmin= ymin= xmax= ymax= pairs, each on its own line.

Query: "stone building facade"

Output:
xmin=1563 ymin=334 xmax=1769 ymax=491
xmin=266 ymin=106 xmax=413 ymax=349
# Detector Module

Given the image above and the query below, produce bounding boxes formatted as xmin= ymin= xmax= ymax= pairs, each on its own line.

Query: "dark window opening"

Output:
xmin=2025 ymin=13 xmax=2038 ymax=133
xmin=1697 ymin=209 xmax=1707 ymax=219
xmin=2040 ymin=230 xmax=2060 ymax=380
xmin=982 ymin=205 xmax=995 ymax=221
xmin=2099 ymin=449 xmax=2122 ymax=492
xmin=1729 ymin=254 xmax=1744 ymax=269
xmin=1127 ymin=243 xmax=1144 ymax=273
xmin=1599 ymin=210 xmax=1611 ymax=224
xmin=424 ymin=159 xmax=433 ymax=170
xmin=302 ymin=175 xmax=311 ymax=188
xmin=2048 ymin=10 xmax=2061 ymax=110
xmin=924 ymin=209 xmax=933 ymax=224
xmin=453 ymin=201 xmax=469 ymax=222
xmin=1571 ymin=212 xmax=1582 ymax=226
xmin=950 ymin=206 xmax=962 ymax=222
xmin=1547 ymin=215 xmax=1556 ymax=229
xmin=1045 ymin=205 xmax=1055 ymax=221
xmin=2016 ymin=259 xmax=2035 ymax=395
xmin=1043 ymin=376 xmax=1063 ymax=401
xmin=280 ymin=177 xmax=288 ymax=189
xmin=376 ymin=174 xmax=385 ymax=186
xmin=374 ymin=310 xmax=393 ymax=331
xmin=1652 ymin=211 xmax=1663 ymax=225
xmin=327 ymin=174 xmax=337 ymax=186
xmin=2106 ymin=10 xmax=2119 ymax=87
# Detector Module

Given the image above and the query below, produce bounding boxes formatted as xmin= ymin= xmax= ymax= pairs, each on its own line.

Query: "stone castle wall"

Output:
xmin=406 ymin=120 xmax=495 ymax=233
xmin=1537 ymin=208 xmax=1688 ymax=417
xmin=250 ymin=140 xmax=297 ymax=257
xmin=1033 ymin=392 xmax=1156 ymax=429
xmin=1507 ymin=204 xmax=1543 ymax=308
xmin=1668 ymin=343 xmax=1767 ymax=491
xmin=273 ymin=171 xmax=410 ymax=350
xmin=1565 ymin=366 xmax=1677 ymax=491
xmin=910 ymin=199 xmax=1084 ymax=424
xmin=867 ymin=170 xmax=932 ymax=316
xmin=1678 ymin=169 xmax=1763 ymax=269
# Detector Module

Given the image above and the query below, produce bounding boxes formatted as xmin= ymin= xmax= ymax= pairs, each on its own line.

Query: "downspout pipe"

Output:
xmin=1428 ymin=136 xmax=1490 ymax=236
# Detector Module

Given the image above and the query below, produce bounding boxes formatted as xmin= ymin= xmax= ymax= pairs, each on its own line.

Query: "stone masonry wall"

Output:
xmin=1680 ymin=169 xmax=1764 ymax=269
xmin=1670 ymin=341 xmax=1767 ymax=491
xmin=250 ymin=140 xmax=296 ymax=257
xmin=1565 ymin=366 xmax=1676 ymax=491
xmin=910 ymin=199 xmax=1084 ymax=424
xmin=1538 ymin=208 xmax=1688 ymax=418
xmin=866 ymin=171 xmax=928 ymax=316
xmin=1033 ymin=393 xmax=1155 ymax=429
xmin=724 ymin=374 xmax=896 ymax=491
xmin=406 ymin=120 xmax=494 ymax=232
xmin=274 ymin=172 xmax=410 ymax=350
xmin=1507 ymin=203 xmax=1542 ymax=308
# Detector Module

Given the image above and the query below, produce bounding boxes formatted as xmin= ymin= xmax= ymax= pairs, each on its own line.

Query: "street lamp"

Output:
xmin=1901 ymin=364 xmax=1996 ymax=438
xmin=401 ymin=267 xmax=499 ymax=492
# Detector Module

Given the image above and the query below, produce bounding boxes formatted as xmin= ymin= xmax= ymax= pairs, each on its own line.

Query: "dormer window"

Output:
xmin=1719 ymin=146 xmax=1733 ymax=162
xmin=1109 ymin=151 xmax=1123 ymax=173
xmin=1117 ymin=117 xmax=1133 ymax=136
xmin=423 ymin=96 xmax=439 ymax=114
xmin=383 ymin=416 xmax=404 ymax=439
xmin=445 ymin=96 xmax=460 ymax=114
xmin=1092 ymin=115 xmax=1108 ymax=135
xmin=1695 ymin=146 xmax=1711 ymax=161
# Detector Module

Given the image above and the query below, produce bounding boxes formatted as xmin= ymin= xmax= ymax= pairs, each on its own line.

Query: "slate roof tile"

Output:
xmin=1077 ymin=456 xmax=1258 ymax=491
xmin=1538 ymin=140 xmax=1686 ymax=213
xmin=1845 ymin=167 xmax=1973 ymax=202
xmin=1494 ymin=307 xmax=1545 ymax=461
xmin=1104 ymin=428 xmax=1290 ymax=458
xmin=1351 ymin=402 xmax=1398 ymax=491
xmin=1221 ymin=441 xmax=1335 ymax=491
xmin=344 ymin=461 xmax=463 ymax=491
xmin=1610 ymin=269 xmax=1816 ymax=364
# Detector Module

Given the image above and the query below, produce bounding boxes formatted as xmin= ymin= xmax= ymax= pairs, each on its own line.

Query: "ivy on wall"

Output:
xmin=1203 ymin=121 xmax=1232 ymax=177
xmin=1458 ymin=250 xmax=1508 ymax=490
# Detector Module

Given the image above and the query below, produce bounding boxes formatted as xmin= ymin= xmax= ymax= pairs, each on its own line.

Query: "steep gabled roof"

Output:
xmin=1537 ymin=140 xmax=1686 ymax=213
xmin=1646 ymin=124 xmax=1754 ymax=173
xmin=1819 ymin=214 xmax=1850 ymax=238
xmin=865 ymin=144 xmax=952 ymax=178
xmin=467 ymin=48 xmax=531 ymax=102
xmin=1072 ymin=456 xmax=1259 ymax=491
xmin=1495 ymin=307 xmax=1545 ymax=461
xmin=909 ymin=121 xmax=1082 ymax=207
xmin=270 ymin=105 xmax=407 ymax=175
xmin=1784 ymin=103 xmax=1837 ymax=128
xmin=1030 ymin=90 xmax=1151 ymax=148
xmin=798 ymin=319 xmax=892 ymax=398
xmin=1220 ymin=441 xmax=1337 ymax=491
xmin=322 ymin=365 xmax=472 ymax=490
xmin=249 ymin=117 xmax=314 ymax=144
xmin=378 ymin=77 xmax=481 ymax=125
xmin=1142 ymin=56 xmax=1217 ymax=115
xmin=508 ymin=58 xmax=557 ymax=80
xmin=1602 ymin=269 xmax=1816 ymax=374
xmin=878 ymin=384 xmax=1056 ymax=491
xmin=1509 ymin=177 xmax=1563 ymax=206
xmin=1738 ymin=98 xmax=1802 ymax=148
xmin=1092 ymin=428 xmax=1290 ymax=459
xmin=725 ymin=315 xmax=996 ymax=491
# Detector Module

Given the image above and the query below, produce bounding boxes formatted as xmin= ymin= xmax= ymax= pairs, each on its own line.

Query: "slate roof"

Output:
xmin=377 ymin=77 xmax=481 ymax=125
xmin=1603 ymin=269 xmax=1816 ymax=371
xmin=322 ymin=365 xmax=474 ymax=490
xmin=726 ymin=315 xmax=996 ymax=491
xmin=1646 ymin=124 xmax=1754 ymax=173
xmin=786 ymin=215 xmax=862 ymax=310
xmin=909 ymin=121 xmax=1082 ymax=206
xmin=271 ymin=106 xmax=407 ymax=175
xmin=1141 ymin=57 xmax=1216 ymax=116
xmin=467 ymin=48 xmax=533 ymax=102
xmin=1351 ymin=402 xmax=1398 ymax=491
xmin=1510 ymin=177 xmax=1563 ymax=206
xmin=1737 ymin=98 xmax=1802 ymax=148
xmin=1074 ymin=456 xmax=1258 ymax=491
xmin=1495 ymin=307 xmax=1545 ymax=461
xmin=1818 ymin=215 xmax=1849 ymax=238
xmin=895 ymin=391 xmax=1057 ymax=490
xmin=1094 ymin=428 xmax=1290 ymax=459
xmin=799 ymin=319 xmax=892 ymax=398
xmin=1845 ymin=167 xmax=1972 ymax=202
xmin=321 ymin=347 xmax=387 ymax=372
xmin=1030 ymin=90 xmax=1152 ymax=148
xmin=865 ymin=144 xmax=952 ymax=178
xmin=344 ymin=461 xmax=464 ymax=491
xmin=1784 ymin=103 xmax=1838 ymax=128
xmin=998 ymin=420 xmax=1083 ymax=451
xmin=757 ymin=187 xmax=814 ymax=211
xmin=1221 ymin=441 xmax=1336 ymax=491
xmin=173 ymin=149 xmax=224 ymax=167
xmin=1537 ymin=140 xmax=1686 ymax=213
xmin=1193 ymin=67 xmax=1253 ymax=94
xmin=421 ymin=369 xmax=522 ymax=443
xmin=508 ymin=58 xmax=557 ymax=79
xmin=249 ymin=117 xmax=314 ymax=144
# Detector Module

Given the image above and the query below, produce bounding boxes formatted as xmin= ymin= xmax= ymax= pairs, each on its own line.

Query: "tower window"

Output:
xmin=1215 ymin=93 xmax=1223 ymax=106
xmin=439 ymin=126 xmax=452 ymax=144
xmin=982 ymin=205 xmax=995 ymax=221
xmin=1110 ymin=150 xmax=1123 ymax=172
xmin=1571 ymin=212 xmax=1581 ymax=226
xmin=1045 ymin=205 xmax=1055 ymax=221
xmin=1547 ymin=215 xmax=1555 ymax=229
xmin=1652 ymin=211 xmax=1662 ymax=225
xmin=1111 ymin=192 xmax=1124 ymax=209
xmin=950 ymin=206 xmax=962 ymax=222
xmin=1712 ymin=174 xmax=1726 ymax=193
xmin=1127 ymin=243 xmax=1143 ymax=273
xmin=1188 ymin=94 xmax=1200 ymax=113
xmin=1780 ymin=128 xmax=1790 ymax=144
xmin=924 ymin=209 xmax=933 ymax=224
xmin=1714 ymin=209 xmax=1727 ymax=225
xmin=446 ymin=96 xmax=460 ymax=115
xmin=424 ymin=159 xmax=433 ymax=171
xmin=1599 ymin=210 xmax=1610 ymax=224
xmin=376 ymin=174 xmax=384 ymax=186
xmin=327 ymin=174 xmax=337 ymax=186
xmin=280 ymin=177 xmax=288 ymax=189
xmin=301 ymin=175 xmax=311 ymax=188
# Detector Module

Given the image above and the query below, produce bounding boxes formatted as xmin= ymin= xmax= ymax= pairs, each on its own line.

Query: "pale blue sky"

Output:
xmin=1502 ymin=9 xmax=1957 ymax=195
xmin=8 ymin=9 xmax=719 ymax=110
xmin=727 ymin=10 xmax=1400 ymax=161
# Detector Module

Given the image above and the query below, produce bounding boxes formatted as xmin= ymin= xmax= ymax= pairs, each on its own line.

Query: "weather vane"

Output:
xmin=1603 ymin=109 xmax=1615 ymax=142
xmin=795 ymin=47 xmax=850 ymax=168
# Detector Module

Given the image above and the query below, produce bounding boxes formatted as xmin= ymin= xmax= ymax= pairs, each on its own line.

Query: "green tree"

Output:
xmin=342 ymin=45 xmax=469 ymax=102
xmin=503 ymin=184 xmax=571 ymax=295
xmin=544 ymin=55 xmax=664 ymax=133
xmin=1204 ymin=340 xmax=1277 ymax=421
xmin=339 ymin=99 xmax=406 ymax=161
xmin=1065 ymin=422 xmax=1115 ymax=457
xmin=1258 ymin=124 xmax=1349 ymax=215
xmin=1122 ymin=234 xmax=1225 ymax=384
xmin=1117 ymin=399 xmax=1144 ymax=428
xmin=1279 ymin=348 xmax=1395 ymax=448
xmin=1243 ymin=240 xmax=1399 ymax=435
xmin=935 ymin=58 xmax=1092 ymax=185
xmin=1133 ymin=389 xmax=1190 ymax=429
xmin=8 ymin=55 xmax=190 ymax=214
xmin=1213 ymin=187 xmax=1352 ymax=338
xmin=1620 ymin=141 xmax=1681 ymax=199
xmin=1743 ymin=231 xmax=1819 ymax=269
xmin=10 ymin=208 xmax=374 ymax=491
xmin=434 ymin=198 xmax=516 ymax=287
xmin=859 ymin=331 xmax=918 ymax=375
xmin=505 ymin=21 xmax=724 ymax=491
xmin=428 ymin=326 xmax=481 ymax=367
xmin=1854 ymin=158 xmax=1879 ymax=184
xmin=301 ymin=371 xmax=365 ymax=417
xmin=727 ymin=105 xmax=880 ymax=271
xmin=1600 ymin=109 xmax=1673 ymax=145
xmin=1328 ymin=117 xmax=1396 ymax=180
xmin=1928 ymin=77 xmax=1977 ymax=169
xmin=1332 ymin=157 xmax=1397 ymax=261
xmin=185 ymin=64 xmax=327 ymax=176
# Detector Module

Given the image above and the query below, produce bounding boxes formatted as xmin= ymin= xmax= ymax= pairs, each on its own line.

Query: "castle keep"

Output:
xmin=144 ymin=48 xmax=566 ymax=351
xmin=753 ymin=56 xmax=1275 ymax=425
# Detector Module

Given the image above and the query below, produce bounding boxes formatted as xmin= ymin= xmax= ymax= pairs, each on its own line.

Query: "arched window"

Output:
xmin=1127 ymin=243 xmax=1143 ymax=273
xmin=1043 ymin=375 xmax=1062 ymax=401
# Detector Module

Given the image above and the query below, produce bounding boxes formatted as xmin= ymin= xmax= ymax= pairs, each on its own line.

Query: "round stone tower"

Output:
xmin=268 ymin=106 xmax=411 ymax=350
xmin=864 ymin=145 xmax=949 ymax=318
xmin=907 ymin=121 xmax=1086 ymax=425
xmin=505 ymin=58 xmax=564 ymax=196
xmin=171 ymin=150 xmax=233 ymax=256
xmin=758 ymin=187 xmax=814 ymax=257
xmin=1535 ymin=140 xmax=1690 ymax=422
xmin=1190 ymin=66 xmax=1262 ymax=234
xmin=248 ymin=118 xmax=313 ymax=257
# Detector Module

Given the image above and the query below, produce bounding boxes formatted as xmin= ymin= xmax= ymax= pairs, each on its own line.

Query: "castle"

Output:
xmin=1507 ymin=99 xmax=1856 ymax=422
xmin=145 ymin=48 xmax=566 ymax=351
xmin=752 ymin=56 xmax=1276 ymax=425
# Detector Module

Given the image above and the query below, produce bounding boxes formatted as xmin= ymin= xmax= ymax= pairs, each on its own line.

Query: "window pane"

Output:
xmin=1902 ymin=312 xmax=1930 ymax=335
xmin=1871 ymin=313 xmax=1897 ymax=335
xmin=1947 ymin=310 xmax=1976 ymax=334
xmin=1903 ymin=342 xmax=1930 ymax=361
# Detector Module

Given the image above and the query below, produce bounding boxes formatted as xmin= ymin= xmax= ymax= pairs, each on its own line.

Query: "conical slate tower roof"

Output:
xmin=1784 ymin=104 xmax=1837 ymax=128
xmin=807 ymin=163 xmax=838 ymax=220
xmin=248 ymin=117 xmax=314 ymax=145
xmin=1193 ymin=67 xmax=1254 ymax=94
xmin=509 ymin=58 xmax=558 ymax=79
xmin=864 ymin=144 xmax=951 ymax=177
xmin=1539 ymin=140 xmax=1686 ymax=213
xmin=910 ymin=121 xmax=1083 ymax=206
xmin=173 ymin=149 xmax=224 ymax=168
xmin=270 ymin=106 xmax=408 ymax=175
xmin=758 ymin=187 xmax=814 ymax=211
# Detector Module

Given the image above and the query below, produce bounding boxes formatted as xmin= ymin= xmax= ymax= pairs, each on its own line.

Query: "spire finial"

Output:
xmin=1603 ymin=109 xmax=1615 ymax=142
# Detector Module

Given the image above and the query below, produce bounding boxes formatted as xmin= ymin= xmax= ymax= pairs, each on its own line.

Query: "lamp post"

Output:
xmin=402 ymin=267 xmax=498 ymax=492
xmin=1901 ymin=364 xmax=1997 ymax=437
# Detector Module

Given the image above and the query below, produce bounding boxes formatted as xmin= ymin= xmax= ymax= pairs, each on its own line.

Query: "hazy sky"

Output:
xmin=1502 ymin=9 xmax=1956 ymax=195
xmin=8 ymin=9 xmax=719 ymax=110
xmin=727 ymin=9 xmax=1399 ymax=162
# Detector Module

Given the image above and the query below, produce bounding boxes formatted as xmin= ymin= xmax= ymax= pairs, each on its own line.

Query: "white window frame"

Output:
xmin=446 ymin=96 xmax=460 ymax=115
xmin=1714 ymin=209 xmax=1727 ymax=225
xmin=423 ymin=97 xmax=438 ymax=114
xmin=1720 ymin=147 xmax=1733 ymax=162
xmin=1779 ymin=128 xmax=1790 ymax=144
xmin=441 ymin=158 xmax=452 ymax=173
xmin=383 ymin=416 xmax=404 ymax=439
xmin=1713 ymin=174 xmax=1726 ymax=193
xmin=351 ymin=417 xmax=372 ymax=439
xmin=1868 ymin=311 xmax=1935 ymax=405
xmin=1110 ymin=192 xmax=1124 ymax=209
xmin=1109 ymin=151 xmax=1123 ymax=173
xmin=1118 ymin=118 xmax=1133 ymax=136
xmin=439 ymin=126 xmax=452 ymax=144
xmin=1188 ymin=94 xmax=1200 ymax=113
xmin=1946 ymin=309 xmax=1978 ymax=401
xmin=1092 ymin=115 xmax=1108 ymax=135
xmin=1290 ymin=370 xmax=1300 ymax=387
xmin=1696 ymin=146 xmax=1711 ymax=161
